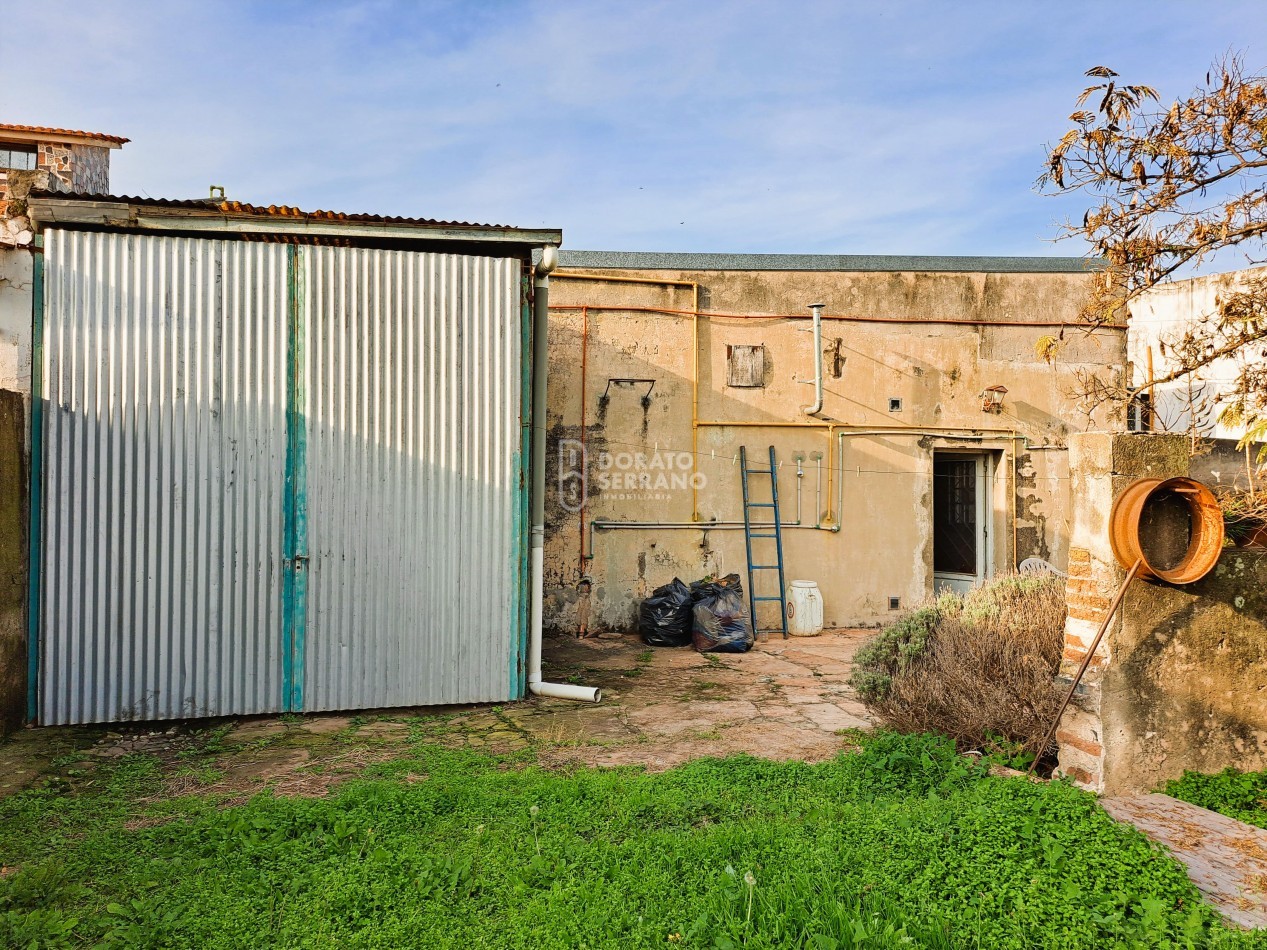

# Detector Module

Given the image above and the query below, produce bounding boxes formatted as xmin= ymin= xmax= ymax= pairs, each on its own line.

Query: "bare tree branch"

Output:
xmin=1039 ymin=54 xmax=1267 ymax=444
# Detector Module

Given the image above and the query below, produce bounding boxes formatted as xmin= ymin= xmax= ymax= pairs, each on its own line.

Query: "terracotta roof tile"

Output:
xmin=0 ymin=124 xmax=129 ymax=145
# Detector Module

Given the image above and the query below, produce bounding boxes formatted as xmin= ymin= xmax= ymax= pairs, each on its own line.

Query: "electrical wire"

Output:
xmin=562 ymin=433 xmax=1075 ymax=481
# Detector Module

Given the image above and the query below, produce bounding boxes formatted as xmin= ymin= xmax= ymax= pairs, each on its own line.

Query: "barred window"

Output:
xmin=0 ymin=144 xmax=36 ymax=171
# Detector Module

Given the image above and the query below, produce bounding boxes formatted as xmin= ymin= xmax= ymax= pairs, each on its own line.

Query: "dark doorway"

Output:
xmin=933 ymin=454 xmax=984 ymax=593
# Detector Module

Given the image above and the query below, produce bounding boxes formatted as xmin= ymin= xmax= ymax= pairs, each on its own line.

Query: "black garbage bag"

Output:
xmin=690 ymin=573 xmax=755 ymax=653
xmin=638 ymin=577 xmax=694 ymax=647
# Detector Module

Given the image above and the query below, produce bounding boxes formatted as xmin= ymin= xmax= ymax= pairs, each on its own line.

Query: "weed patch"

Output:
xmin=1166 ymin=767 xmax=1267 ymax=830
xmin=0 ymin=732 xmax=1261 ymax=948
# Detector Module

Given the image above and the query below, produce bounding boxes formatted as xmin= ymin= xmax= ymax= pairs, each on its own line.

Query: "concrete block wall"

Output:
xmin=1056 ymin=431 xmax=1267 ymax=793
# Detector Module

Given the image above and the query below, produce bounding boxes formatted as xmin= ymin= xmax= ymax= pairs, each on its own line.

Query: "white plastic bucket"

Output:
xmin=786 ymin=580 xmax=824 ymax=637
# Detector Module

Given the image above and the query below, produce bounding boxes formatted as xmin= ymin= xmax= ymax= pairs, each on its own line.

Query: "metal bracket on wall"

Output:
xmin=600 ymin=378 xmax=656 ymax=409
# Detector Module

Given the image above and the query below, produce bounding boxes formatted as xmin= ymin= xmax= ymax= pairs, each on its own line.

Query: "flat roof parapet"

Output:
xmin=557 ymin=250 xmax=1102 ymax=273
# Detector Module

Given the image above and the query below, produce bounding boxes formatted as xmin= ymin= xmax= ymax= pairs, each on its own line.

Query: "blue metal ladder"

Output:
xmin=739 ymin=445 xmax=789 ymax=640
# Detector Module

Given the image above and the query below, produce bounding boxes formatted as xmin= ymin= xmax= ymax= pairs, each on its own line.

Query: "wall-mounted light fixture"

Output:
xmin=981 ymin=385 xmax=1008 ymax=413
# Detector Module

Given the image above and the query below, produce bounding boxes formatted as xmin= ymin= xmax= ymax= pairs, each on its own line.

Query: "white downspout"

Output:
xmin=804 ymin=303 xmax=824 ymax=416
xmin=528 ymin=246 xmax=601 ymax=703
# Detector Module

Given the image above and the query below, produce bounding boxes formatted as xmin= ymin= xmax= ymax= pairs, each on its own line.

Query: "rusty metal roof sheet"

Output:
xmin=29 ymin=191 xmax=516 ymax=229
xmin=26 ymin=192 xmax=563 ymax=248
xmin=0 ymin=124 xmax=129 ymax=145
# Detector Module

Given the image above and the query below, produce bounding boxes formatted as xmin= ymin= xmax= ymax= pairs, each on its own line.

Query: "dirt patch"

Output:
xmin=0 ymin=630 xmax=877 ymax=797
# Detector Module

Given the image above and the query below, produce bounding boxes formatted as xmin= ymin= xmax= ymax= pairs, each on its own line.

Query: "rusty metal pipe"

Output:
xmin=548 ymin=302 xmax=1126 ymax=331
xmin=1109 ymin=477 xmax=1224 ymax=583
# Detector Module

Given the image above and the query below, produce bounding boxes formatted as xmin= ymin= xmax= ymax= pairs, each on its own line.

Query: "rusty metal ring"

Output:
xmin=1108 ymin=477 xmax=1224 ymax=584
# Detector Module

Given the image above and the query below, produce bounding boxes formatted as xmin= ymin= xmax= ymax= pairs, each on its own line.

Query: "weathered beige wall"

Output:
xmin=0 ymin=248 xmax=33 ymax=398
xmin=1056 ymin=432 xmax=1267 ymax=794
xmin=1104 ymin=550 xmax=1267 ymax=793
xmin=0 ymin=389 xmax=26 ymax=734
xmin=544 ymin=265 xmax=1122 ymax=632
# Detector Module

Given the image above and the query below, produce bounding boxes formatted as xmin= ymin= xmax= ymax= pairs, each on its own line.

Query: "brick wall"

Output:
xmin=1055 ymin=432 xmax=1267 ymax=793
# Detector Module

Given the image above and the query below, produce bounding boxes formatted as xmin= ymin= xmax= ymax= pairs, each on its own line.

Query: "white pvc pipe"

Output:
xmin=528 ymin=547 xmax=601 ymax=701
xmin=528 ymin=247 xmax=601 ymax=704
xmin=804 ymin=303 xmax=824 ymax=416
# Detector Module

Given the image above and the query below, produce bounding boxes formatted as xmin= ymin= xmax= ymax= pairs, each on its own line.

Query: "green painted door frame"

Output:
xmin=281 ymin=245 xmax=309 ymax=712
xmin=25 ymin=237 xmax=44 ymax=722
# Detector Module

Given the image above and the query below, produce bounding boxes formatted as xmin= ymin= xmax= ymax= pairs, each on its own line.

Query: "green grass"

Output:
xmin=1 ymin=732 xmax=1262 ymax=949
xmin=1166 ymin=767 xmax=1267 ymax=830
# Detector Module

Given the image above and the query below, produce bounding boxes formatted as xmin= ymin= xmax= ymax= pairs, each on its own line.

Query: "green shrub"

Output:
xmin=958 ymin=572 xmax=1060 ymax=629
xmin=850 ymin=606 xmax=940 ymax=703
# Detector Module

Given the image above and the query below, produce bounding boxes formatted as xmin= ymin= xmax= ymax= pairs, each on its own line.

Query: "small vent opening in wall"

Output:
xmin=888 ymin=398 xmax=902 ymax=413
xmin=888 ymin=596 xmax=901 ymax=610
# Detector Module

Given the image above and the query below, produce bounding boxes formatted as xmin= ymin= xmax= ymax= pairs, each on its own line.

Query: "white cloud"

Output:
xmin=4 ymin=0 xmax=1265 ymax=254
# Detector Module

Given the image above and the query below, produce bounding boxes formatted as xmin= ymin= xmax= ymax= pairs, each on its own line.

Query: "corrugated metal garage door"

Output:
xmin=301 ymin=247 xmax=524 ymax=711
xmin=37 ymin=230 xmax=526 ymax=724
xmin=38 ymin=231 xmax=290 ymax=723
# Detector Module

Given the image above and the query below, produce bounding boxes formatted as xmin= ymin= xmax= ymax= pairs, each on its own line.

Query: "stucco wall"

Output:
xmin=1056 ymin=432 xmax=1267 ymax=794
xmin=0 ymin=389 xmax=26 ymax=734
xmin=544 ymin=265 xmax=1122 ymax=632
xmin=0 ymin=248 xmax=33 ymax=399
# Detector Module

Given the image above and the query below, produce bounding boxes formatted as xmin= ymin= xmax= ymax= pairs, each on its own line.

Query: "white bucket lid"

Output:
xmin=790 ymin=580 xmax=818 ymax=589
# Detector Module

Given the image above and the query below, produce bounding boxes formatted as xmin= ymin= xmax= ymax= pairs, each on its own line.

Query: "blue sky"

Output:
xmin=4 ymin=1 xmax=1265 ymax=256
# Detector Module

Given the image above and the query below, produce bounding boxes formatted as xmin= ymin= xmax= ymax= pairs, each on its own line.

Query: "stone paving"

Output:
xmin=0 ymin=629 xmax=876 ymax=800
xmin=525 ymin=630 xmax=874 ymax=770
